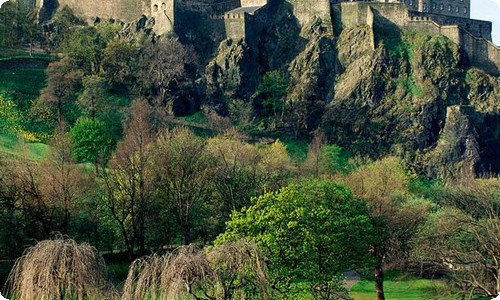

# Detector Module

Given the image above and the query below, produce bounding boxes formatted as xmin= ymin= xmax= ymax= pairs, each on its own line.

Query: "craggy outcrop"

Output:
xmin=204 ymin=1 xmax=499 ymax=178
xmin=421 ymin=106 xmax=482 ymax=180
xmin=205 ymin=39 xmax=258 ymax=101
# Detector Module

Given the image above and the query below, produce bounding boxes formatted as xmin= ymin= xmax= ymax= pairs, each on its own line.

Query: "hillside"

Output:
xmin=0 ymin=1 xmax=499 ymax=300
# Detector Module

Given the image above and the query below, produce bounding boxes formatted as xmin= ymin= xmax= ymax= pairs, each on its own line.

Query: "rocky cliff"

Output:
xmin=204 ymin=0 xmax=499 ymax=179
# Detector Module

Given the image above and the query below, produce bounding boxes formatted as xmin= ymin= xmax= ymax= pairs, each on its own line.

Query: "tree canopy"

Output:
xmin=217 ymin=179 xmax=378 ymax=299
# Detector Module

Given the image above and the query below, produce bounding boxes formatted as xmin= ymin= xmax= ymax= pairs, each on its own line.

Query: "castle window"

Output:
xmin=455 ymin=6 xmax=459 ymax=12
xmin=432 ymin=2 xmax=436 ymax=9
xmin=463 ymin=7 xmax=467 ymax=14
xmin=448 ymin=4 xmax=451 ymax=11
xmin=153 ymin=4 xmax=158 ymax=12
xmin=440 ymin=3 xmax=444 ymax=10
xmin=161 ymin=2 xmax=166 ymax=9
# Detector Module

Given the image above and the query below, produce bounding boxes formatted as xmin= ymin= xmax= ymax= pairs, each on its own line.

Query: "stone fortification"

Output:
xmin=36 ymin=0 xmax=149 ymax=22
xmin=332 ymin=2 xmax=499 ymax=75
xmin=27 ymin=0 xmax=499 ymax=74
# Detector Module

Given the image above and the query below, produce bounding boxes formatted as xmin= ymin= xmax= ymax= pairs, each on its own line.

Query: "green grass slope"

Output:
xmin=0 ymin=133 xmax=49 ymax=160
xmin=349 ymin=271 xmax=487 ymax=300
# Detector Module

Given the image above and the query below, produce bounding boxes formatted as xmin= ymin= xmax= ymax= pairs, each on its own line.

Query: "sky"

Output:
xmin=471 ymin=0 xmax=500 ymax=45
xmin=0 ymin=0 xmax=499 ymax=44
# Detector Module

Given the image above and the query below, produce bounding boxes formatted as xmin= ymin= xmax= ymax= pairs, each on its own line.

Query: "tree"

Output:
xmin=412 ymin=180 xmax=500 ymax=298
xmin=70 ymin=117 xmax=113 ymax=172
xmin=6 ymin=238 xmax=112 ymax=300
xmin=256 ymin=71 xmax=288 ymax=130
xmin=0 ymin=1 xmax=18 ymax=48
xmin=77 ymin=75 xmax=107 ymax=120
xmin=102 ymin=100 xmax=156 ymax=258
xmin=206 ymin=131 xmax=263 ymax=215
xmin=302 ymin=129 xmax=350 ymax=177
xmin=38 ymin=57 xmax=81 ymax=127
xmin=345 ymin=157 xmax=432 ymax=300
xmin=16 ymin=5 xmax=40 ymax=55
xmin=217 ymin=179 xmax=377 ymax=299
xmin=48 ymin=6 xmax=85 ymax=50
xmin=8 ymin=132 xmax=92 ymax=238
xmin=154 ymin=127 xmax=214 ymax=245
xmin=102 ymin=38 xmax=139 ymax=89
xmin=258 ymin=139 xmax=296 ymax=192
xmin=123 ymin=241 xmax=270 ymax=300
xmin=138 ymin=37 xmax=196 ymax=126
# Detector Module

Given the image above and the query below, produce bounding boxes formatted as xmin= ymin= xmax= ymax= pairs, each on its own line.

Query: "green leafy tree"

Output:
xmin=0 ymin=1 xmax=18 ymax=48
xmin=48 ymin=6 xmax=85 ymax=50
xmin=102 ymin=38 xmax=139 ymax=89
xmin=63 ymin=26 xmax=106 ymax=74
xmin=217 ymin=179 xmax=377 ymax=299
xmin=70 ymin=117 xmax=113 ymax=171
xmin=38 ymin=57 xmax=82 ymax=127
xmin=256 ymin=71 xmax=288 ymax=130
xmin=77 ymin=75 xmax=107 ymax=120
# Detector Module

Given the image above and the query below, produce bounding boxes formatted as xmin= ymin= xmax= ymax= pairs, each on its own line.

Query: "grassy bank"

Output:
xmin=350 ymin=271 xmax=452 ymax=300
xmin=0 ymin=133 xmax=49 ymax=160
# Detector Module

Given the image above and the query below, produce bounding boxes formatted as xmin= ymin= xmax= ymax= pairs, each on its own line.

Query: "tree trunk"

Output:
xmin=57 ymin=100 xmax=63 ymax=127
xmin=374 ymin=264 xmax=385 ymax=300
xmin=183 ymin=224 xmax=191 ymax=245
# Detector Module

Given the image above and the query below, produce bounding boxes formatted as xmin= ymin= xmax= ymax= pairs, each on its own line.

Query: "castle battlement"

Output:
xmin=26 ymin=0 xmax=499 ymax=74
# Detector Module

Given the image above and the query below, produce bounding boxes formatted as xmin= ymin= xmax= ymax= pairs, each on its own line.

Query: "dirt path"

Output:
xmin=344 ymin=270 xmax=361 ymax=290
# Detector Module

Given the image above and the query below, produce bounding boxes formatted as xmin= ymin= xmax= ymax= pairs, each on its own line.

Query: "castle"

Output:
xmin=29 ymin=0 xmax=500 ymax=74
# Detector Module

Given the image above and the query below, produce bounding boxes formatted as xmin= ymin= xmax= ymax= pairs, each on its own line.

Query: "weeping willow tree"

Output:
xmin=122 ymin=241 xmax=271 ymax=300
xmin=5 ymin=238 xmax=116 ymax=300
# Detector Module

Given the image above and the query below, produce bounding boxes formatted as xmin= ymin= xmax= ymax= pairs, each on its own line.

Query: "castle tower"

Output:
xmin=151 ymin=0 xmax=175 ymax=34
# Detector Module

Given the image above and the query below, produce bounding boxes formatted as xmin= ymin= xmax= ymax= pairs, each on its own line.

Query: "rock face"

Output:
xmin=422 ymin=106 xmax=482 ymax=180
xmin=204 ymin=0 xmax=499 ymax=179
xmin=205 ymin=39 xmax=258 ymax=100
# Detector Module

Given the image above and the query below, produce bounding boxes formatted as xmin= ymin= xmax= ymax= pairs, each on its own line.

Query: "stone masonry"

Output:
xmin=23 ymin=0 xmax=500 ymax=74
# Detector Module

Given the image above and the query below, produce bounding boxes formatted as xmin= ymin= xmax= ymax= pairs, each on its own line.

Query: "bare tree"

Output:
xmin=154 ymin=127 xmax=214 ymax=245
xmin=9 ymin=132 xmax=91 ymax=236
xmin=138 ymin=37 xmax=196 ymax=127
xmin=102 ymin=100 xmax=156 ymax=257
xmin=412 ymin=180 xmax=500 ymax=298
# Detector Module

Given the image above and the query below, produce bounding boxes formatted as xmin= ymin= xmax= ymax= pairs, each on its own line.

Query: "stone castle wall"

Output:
xmin=332 ymin=2 xmax=499 ymax=75
xmin=409 ymin=11 xmax=491 ymax=40
xmin=418 ymin=0 xmax=470 ymax=18
xmin=53 ymin=0 xmax=150 ymax=22
xmin=405 ymin=17 xmax=499 ymax=74
xmin=288 ymin=0 xmax=332 ymax=33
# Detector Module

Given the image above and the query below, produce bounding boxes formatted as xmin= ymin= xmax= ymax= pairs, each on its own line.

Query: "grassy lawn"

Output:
xmin=0 ymin=133 xmax=49 ymax=160
xmin=0 ymin=66 xmax=47 ymax=98
xmin=350 ymin=271 xmax=450 ymax=300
